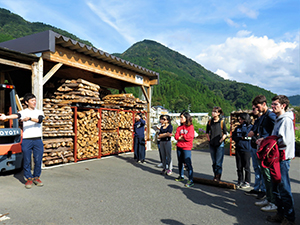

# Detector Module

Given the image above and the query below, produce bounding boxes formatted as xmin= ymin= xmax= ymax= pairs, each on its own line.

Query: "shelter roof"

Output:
xmin=0 ymin=30 xmax=159 ymax=80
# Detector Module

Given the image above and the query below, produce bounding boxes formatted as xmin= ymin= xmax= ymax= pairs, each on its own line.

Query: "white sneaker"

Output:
xmin=157 ymin=163 xmax=163 ymax=168
xmin=261 ymin=203 xmax=277 ymax=212
xmin=255 ymin=199 xmax=269 ymax=206
xmin=241 ymin=182 xmax=250 ymax=188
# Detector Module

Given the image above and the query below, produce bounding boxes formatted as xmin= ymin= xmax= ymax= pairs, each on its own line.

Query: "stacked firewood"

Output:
xmin=101 ymin=110 xmax=118 ymax=129
xmin=43 ymin=99 xmax=74 ymax=137
xmin=101 ymin=109 xmax=118 ymax=155
xmin=118 ymin=110 xmax=133 ymax=152
xmin=101 ymin=131 xmax=118 ymax=155
xmin=42 ymin=99 xmax=75 ymax=166
xmin=43 ymin=138 xmax=74 ymax=166
xmin=76 ymin=109 xmax=100 ymax=159
xmin=55 ymin=79 xmax=103 ymax=105
xmin=102 ymin=94 xmax=136 ymax=108
xmin=135 ymin=98 xmax=147 ymax=109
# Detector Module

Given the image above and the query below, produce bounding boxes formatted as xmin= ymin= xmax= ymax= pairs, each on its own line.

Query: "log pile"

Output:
xmin=118 ymin=111 xmax=133 ymax=129
xmin=118 ymin=129 xmax=133 ymax=152
xmin=102 ymin=94 xmax=147 ymax=110
xmin=101 ymin=110 xmax=118 ymax=130
xmin=43 ymin=138 xmax=74 ymax=166
xmin=43 ymin=99 xmax=74 ymax=137
xmin=102 ymin=94 xmax=135 ymax=108
xmin=55 ymin=79 xmax=103 ymax=105
xmin=42 ymin=99 xmax=75 ymax=166
xmin=76 ymin=109 xmax=100 ymax=159
xmin=101 ymin=131 xmax=119 ymax=155
xmin=135 ymin=98 xmax=147 ymax=109
xmin=101 ymin=109 xmax=119 ymax=155
xmin=118 ymin=110 xmax=133 ymax=152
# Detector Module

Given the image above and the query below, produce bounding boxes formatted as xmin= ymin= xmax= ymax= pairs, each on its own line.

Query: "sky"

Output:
xmin=0 ymin=0 xmax=299 ymax=96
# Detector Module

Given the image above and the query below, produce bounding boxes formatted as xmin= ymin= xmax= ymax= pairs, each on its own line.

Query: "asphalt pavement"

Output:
xmin=1 ymin=148 xmax=299 ymax=225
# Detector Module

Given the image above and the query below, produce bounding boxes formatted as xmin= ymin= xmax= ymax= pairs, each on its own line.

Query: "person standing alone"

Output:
xmin=0 ymin=93 xmax=45 ymax=189
xmin=133 ymin=113 xmax=146 ymax=163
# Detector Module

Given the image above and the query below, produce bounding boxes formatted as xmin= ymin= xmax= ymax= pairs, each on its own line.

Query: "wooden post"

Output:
xmin=146 ymin=86 xmax=152 ymax=150
xmin=32 ymin=57 xmax=43 ymax=110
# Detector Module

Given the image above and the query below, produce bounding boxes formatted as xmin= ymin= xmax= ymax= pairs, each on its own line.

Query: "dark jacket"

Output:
xmin=134 ymin=119 xmax=145 ymax=138
xmin=257 ymin=109 xmax=276 ymax=138
xmin=232 ymin=123 xmax=252 ymax=152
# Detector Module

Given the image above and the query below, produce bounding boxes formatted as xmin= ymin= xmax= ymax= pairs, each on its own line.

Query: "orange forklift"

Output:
xmin=0 ymin=84 xmax=23 ymax=172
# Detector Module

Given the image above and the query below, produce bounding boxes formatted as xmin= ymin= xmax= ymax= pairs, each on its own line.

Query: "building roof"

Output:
xmin=0 ymin=30 xmax=159 ymax=80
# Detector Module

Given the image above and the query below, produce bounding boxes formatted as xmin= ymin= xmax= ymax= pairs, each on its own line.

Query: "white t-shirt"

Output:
xmin=19 ymin=108 xmax=44 ymax=139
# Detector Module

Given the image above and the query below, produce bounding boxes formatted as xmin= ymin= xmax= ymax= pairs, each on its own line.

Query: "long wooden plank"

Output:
xmin=0 ymin=58 xmax=32 ymax=70
xmin=193 ymin=177 xmax=237 ymax=189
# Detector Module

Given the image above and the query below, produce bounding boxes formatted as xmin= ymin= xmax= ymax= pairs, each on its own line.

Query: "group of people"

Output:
xmin=150 ymin=94 xmax=296 ymax=225
xmin=1 ymin=92 xmax=296 ymax=224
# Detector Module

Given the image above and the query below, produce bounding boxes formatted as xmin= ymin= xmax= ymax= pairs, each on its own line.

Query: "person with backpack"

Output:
xmin=265 ymin=95 xmax=296 ymax=224
xmin=206 ymin=106 xmax=227 ymax=182
xmin=232 ymin=113 xmax=253 ymax=188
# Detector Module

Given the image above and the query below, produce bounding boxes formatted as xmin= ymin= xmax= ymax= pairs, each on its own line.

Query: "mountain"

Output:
xmin=0 ymin=8 xmax=93 ymax=46
xmin=289 ymin=95 xmax=300 ymax=106
xmin=0 ymin=7 xmax=276 ymax=115
xmin=114 ymin=40 xmax=275 ymax=114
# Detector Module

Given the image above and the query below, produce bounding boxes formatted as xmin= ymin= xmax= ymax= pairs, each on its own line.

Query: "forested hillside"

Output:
xmin=289 ymin=95 xmax=300 ymax=106
xmin=0 ymin=7 xmax=276 ymax=115
xmin=114 ymin=40 xmax=275 ymax=114
xmin=0 ymin=8 xmax=93 ymax=46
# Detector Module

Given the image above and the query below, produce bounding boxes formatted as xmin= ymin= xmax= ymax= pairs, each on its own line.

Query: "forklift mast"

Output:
xmin=0 ymin=84 xmax=23 ymax=172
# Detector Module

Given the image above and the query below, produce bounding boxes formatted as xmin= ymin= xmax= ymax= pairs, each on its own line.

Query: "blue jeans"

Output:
xmin=272 ymin=160 xmax=295 ymax=222
xmin=250 ymin=147 xmax=266 ymax=192
xmin=210 ymin=142 xmax=224 ymax=176
xmin=21 ymin=138 xmax=44 ymax=179
xmin=177 ymin=147 xmax=193 ymax=182
xmin=134 ymin=136 xmax=145 ymax=161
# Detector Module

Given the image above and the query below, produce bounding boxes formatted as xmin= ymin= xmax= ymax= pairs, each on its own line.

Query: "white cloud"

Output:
xmin=196 ymin=32 xmax=299 ymax=96
xmin=224 ymin=18 xmax=240 ymax=28
xmin=85 ymin=0 xmax=141 ymax=45
xmin=238 ymin=4 xmax=258 ymax=19
xmin=215 ymin=69 xmax=231 ymax=80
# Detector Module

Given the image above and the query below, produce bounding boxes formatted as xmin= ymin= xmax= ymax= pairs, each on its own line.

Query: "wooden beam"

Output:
xmin=149 ymin=79 xmax=158 ymax=85
xmin=42 ymin=47 xmax=157 ymax=88
xmin=31 ymin=57 xmax=43 ymax=110
xmin=43 ymin=62 xmax=63 ymax=85
xmin=140 ymin=86 xmax=150 ymax=103
xmin=146 ymin=86 xmax=151 ymax=142
xmin=0 ymin=58 xmax=32 ymax=70
xmin=15 ymin=94 xmax=23 ymax=111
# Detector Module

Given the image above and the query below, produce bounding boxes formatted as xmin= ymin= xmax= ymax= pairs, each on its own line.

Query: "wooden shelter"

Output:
xmin=0 ymin=30 xmax=159 ymax=146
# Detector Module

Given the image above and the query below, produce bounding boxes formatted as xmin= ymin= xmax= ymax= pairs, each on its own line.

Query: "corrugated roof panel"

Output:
xmin=0 ymin=30 xmax=159 ymax=79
